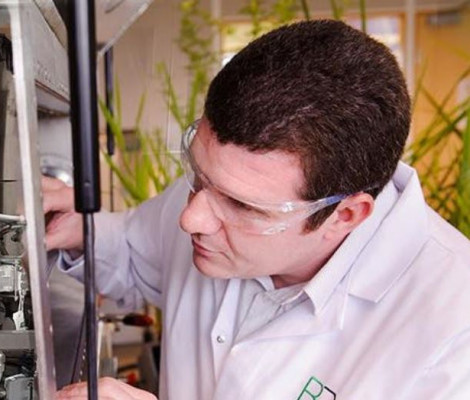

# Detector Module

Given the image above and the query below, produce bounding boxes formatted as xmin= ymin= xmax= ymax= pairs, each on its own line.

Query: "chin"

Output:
xmin=192 ymin=252 xmax=236 ymax=280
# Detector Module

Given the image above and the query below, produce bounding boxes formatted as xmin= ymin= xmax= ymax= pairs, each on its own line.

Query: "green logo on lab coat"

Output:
xmin=297 ymin=376 xmax=336 ymax=399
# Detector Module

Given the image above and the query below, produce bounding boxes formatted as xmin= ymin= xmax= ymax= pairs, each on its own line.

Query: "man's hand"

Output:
xmin=55 ymin=377 xmax=157 ymax=400
xmin=42 ymin=176 xmax=83 ymax=252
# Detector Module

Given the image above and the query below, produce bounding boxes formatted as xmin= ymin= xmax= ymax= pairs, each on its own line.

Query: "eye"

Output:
xmin=229 ymin=197 xmax=253 ymax=211
xmin=228 ymin=197 xmax=271 ymax=218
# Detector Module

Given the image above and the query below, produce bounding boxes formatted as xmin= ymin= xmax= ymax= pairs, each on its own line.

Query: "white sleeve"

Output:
xmin=403 ymin=328 xmax=470 ymax=399
xmin=58 ymin=178 xmax=188 ymax=311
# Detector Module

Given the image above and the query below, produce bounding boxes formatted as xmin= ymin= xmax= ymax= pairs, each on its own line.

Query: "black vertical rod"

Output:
xmin=68 ymin=0 xmax=100 ymax=212
xmin=104 ymin=48 xmax=115 ymax=157
xmin=104 ymin=48 xmax=115 ymax=211
xmin=83 ymin=214 xmax=98 ymax=400
xmin=67 ymin=1 xmax=100 ymax=399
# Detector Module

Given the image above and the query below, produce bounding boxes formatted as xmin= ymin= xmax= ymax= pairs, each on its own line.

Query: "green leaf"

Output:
xmin=271 ymin=0 xmax=297 ymax=26
xmin=114 ymin=78 xmax=123 ymax=129
xmin=455 ymin=105 xmax=470 ymax=236
xmin=157 ymin=63 xmax=186 ymax=130
xmin=99 ymin=98 xmax=133 ymax=176
xmin=102 ymin=152 xmax=142 ymax=203
xmin=135 ymin=91 xmax=147 ymax=130
xmin=421 ymin=87 xmax=464 ymax=138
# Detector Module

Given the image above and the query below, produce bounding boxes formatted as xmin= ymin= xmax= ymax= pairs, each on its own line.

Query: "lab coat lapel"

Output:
xmin=350 ymin=163 xmax=429 ymax=302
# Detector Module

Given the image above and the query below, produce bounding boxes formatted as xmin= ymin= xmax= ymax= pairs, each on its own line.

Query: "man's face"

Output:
xmin=179 ymin=117 xmax=339 ymax=288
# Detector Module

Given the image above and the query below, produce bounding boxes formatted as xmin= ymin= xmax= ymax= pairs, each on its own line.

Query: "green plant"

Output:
xmin=99 ymin=84 xmax=183 ymax=207
xmin=405 ymin=67 xmax=470 ymax=237
xmin=239 ymin=0 xmax=366 ymax=39
xmin=157 ymin=0 xmax=221 ymax=132
xmin=100 ymin=0 xmax=219 ymax=209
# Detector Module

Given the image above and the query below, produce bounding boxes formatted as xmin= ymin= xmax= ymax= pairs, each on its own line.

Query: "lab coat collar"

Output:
xmin=240 ymin=164 xmax=429 ymax=342
xmin=303 ymin=162 xmax=429 ymax=313
xmin=348 ymin=162 xmax=429 ymax=302
xmin=303 ymin=170 xmax=400 ymax=314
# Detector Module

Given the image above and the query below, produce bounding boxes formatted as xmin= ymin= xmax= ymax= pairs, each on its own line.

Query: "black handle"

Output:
xmin=67 ymin=0 xmax=101 ymax=213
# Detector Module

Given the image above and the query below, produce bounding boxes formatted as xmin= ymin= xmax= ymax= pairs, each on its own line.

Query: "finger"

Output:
xmin=46 ymin=212 xmax=71 ymax=233
xmin=55 ymin=382 xmax=118 ymax=400
xmin=43 ymin=188 xmax=74 ymax=214
xmin=109 ymin=380 xmax=157 ymax=399
xmin=45 ymin=215 xmax=82 ymax=251
xmin=55 ymin=379 xmax=157 ymax=400
xmin=96 ymin=378 xmax=157 ymax=400
xmin=45 ymin=229 xmax=66 ymax=251
xmin=42 ymin=175 xmax=66 ymax=191
xmin=55 ymin=382 xmax=87 ymax=398
xmin=56 ymin=393 xmax=115 ymax=400
xmin=56 ymin=393 xmax=116 ymax=400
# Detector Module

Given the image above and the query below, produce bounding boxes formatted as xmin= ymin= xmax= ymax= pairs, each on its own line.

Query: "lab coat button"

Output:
xmin=216 ymin=335 xmax=226 ymax=344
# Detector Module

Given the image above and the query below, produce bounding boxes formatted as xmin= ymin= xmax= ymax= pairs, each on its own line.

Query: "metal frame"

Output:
xmin=9 ymin=0 xmax=69 ymax=397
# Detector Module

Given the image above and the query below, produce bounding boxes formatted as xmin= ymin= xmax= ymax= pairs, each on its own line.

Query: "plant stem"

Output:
xmin=299 ymin=0 xmax=310 ymax=20
xmin=359 ymin=0 xmax=367 ymax=32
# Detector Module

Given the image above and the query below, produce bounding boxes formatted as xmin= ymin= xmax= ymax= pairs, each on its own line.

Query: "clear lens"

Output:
xmin=180 ymin=120 xmax=348 ymax=235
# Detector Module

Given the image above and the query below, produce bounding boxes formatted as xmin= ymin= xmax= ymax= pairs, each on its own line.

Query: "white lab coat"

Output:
xmin=63 ymin=162 xmax=470 ymax=399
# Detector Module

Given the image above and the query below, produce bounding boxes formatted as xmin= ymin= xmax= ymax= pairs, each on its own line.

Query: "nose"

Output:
xmin=179 ymin=190 xmax=222 ymax=235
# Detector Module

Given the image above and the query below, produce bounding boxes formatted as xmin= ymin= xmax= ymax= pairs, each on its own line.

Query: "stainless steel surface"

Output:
xmin=49 ymin=266 xmax=86 ymax=389
xmin=0 ymin=53 xmax=21 ymax=219
xmin=0 ymin=331 xmax=34 ymax=350
xmin=10 ymin=1 xmax=57 ymax=397
xmin=36 ymin=84 xmax=69 ymax=116
xmin=0 ymin=212 xmax=25 ymax=224
xmin=40 ymin=153 xmax=73 ymax=187
xmin=4 ymin=374 xmax=34 ymax=399
xmin=29 ymin=3 xmax=69 ymax=101
xmin=33 ymin=0 xmax=67 ymax=48
xmin=0 ymin=352 xmax=5 ymax=382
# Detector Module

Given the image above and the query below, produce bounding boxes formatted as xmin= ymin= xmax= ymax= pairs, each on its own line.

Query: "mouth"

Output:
xmin=192 ymin=239 xmax=216 ymax=255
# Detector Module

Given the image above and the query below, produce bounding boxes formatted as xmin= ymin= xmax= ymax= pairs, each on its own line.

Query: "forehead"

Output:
xmin=193 ymin=118 xmax=305 ymax=203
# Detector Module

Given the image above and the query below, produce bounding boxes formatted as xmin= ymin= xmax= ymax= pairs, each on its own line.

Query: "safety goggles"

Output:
xmin=181 ymin=119 xmax=349 ymax=235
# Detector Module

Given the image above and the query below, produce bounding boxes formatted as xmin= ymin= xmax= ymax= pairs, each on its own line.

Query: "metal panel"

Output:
xmin=0 ymin=331 xmax=35 ymax=350
xmin=10 ymin=1 xmax=57 ymax=398
xmin=29 ymin=2 xmax=69 ymax=101
xmin=33 ymin=0 xmax=67 ymax=48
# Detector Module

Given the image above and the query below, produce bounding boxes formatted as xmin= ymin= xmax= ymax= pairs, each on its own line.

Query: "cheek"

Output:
xmin=226 ymin=229 xmax=295 ymax=263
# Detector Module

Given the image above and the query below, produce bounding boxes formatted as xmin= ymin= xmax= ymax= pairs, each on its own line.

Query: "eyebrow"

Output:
xmin=189 ymin=134 xmax=309 ymax=208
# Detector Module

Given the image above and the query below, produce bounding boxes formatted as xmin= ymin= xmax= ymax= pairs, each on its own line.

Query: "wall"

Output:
xmin=413 ymin=6 xmax=470 ymax=137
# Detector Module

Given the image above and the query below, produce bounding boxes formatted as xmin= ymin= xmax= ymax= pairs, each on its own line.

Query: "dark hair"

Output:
xmin=204 ymin=20 xmax=410 ymax=230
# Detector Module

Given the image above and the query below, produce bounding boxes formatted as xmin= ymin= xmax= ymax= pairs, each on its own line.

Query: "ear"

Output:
xmin=324 ymin=193 xmax=374 ymax=240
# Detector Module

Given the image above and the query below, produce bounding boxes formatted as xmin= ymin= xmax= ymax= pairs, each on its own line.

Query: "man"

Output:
xmin=51 ymin=20 xmax=470 ymax=399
